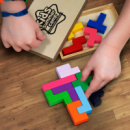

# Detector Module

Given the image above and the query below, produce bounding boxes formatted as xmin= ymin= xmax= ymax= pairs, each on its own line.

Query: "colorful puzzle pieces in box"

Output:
xmin=63 ymin=36 xmax=87 ymax=55
xmin=87 ymin=13 xmax=107 ymax=34
xmin=42 ymin=63 xmax=93 ymax=125
xmin=62 ymin=13 xmax=107 ymax=56
xmin=84 ymin=27 xmax=102 ymax=48
xmin=68 ymin=22 xmax=84 ymax=41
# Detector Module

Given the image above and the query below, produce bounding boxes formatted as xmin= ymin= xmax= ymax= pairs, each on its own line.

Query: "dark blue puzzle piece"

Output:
xmin=89 ymin=85 xmax=106 ymax=107
xmin=89 ymin=93 xmax=102 ymax=107
xmin=87 ymin=13 xmax=107 ymax=34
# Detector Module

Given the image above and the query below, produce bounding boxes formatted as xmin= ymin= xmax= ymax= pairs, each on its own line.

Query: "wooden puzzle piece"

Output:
xmin=84 ymin=27 xmax=102 ymax=48
xmin=44 ymin=89 xmax=72 ymax=106
xmin=42 ymin=75 xmax=77 ymax=91
xmin=75 ymin=86 xmax=92 ymax=114
xmin=68 ymin=22 xmax=84 ymax=41
xmin=56 ymin=63 xmax=71 ymax=78
xmin=67 ymin=100 xmax=89 ymax=126
xmin=57 ymin=67 xmax=80 ymax=79
xmin=89 ymin=87 xmax=105 ymax=107
xmin=87 ymin=13 xmax=107 ymax=34
xmin=52 ymin=83 xmax=79 ymax=102
xmin=68 ymin=32 xmax=75 ymax=41
xmin=63 ymin=36 xmax=87 ymax=55
xmin=0 ymin=0 xmax=3 ymax=4
xmin=72 ymin=72 xmax=92 ymax=91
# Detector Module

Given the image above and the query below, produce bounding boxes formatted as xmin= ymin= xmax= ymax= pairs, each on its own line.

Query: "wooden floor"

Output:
xmin=0 ymin=0 xmax=130 ymax=130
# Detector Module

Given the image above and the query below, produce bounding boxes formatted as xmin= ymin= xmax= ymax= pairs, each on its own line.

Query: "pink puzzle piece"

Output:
xmin=57 ymin=67 xmax=81 ymax=79
xmin=42 ymin=75 xmax=77 ymax=92
xmin=84 ymin=27 xmax=102 ymax=48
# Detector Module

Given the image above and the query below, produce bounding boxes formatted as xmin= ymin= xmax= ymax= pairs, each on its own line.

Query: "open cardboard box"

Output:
xmin=60 ymin=4 xmax=118 ymax=61
xmin=28 ymin=0 xmax=88 ymax=61
xmin=29 ymin=1 xmax=118 ymax=62
xmin=60 ymin=3 xmax=119 ymax=61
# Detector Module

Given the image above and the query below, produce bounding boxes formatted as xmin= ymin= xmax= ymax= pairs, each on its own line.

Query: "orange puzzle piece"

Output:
xmin=0 ymin=0 xmax=4 ymax=4
xmin=67 ymin=100 xmax=89 ymax=125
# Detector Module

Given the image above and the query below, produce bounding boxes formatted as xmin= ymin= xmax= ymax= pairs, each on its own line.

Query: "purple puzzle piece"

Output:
xmin=52 ymin=83 xmax=79 ymax=102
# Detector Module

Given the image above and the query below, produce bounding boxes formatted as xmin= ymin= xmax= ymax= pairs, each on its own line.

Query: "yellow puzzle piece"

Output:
xmin=68 ymin=22 xmax=84 ymax=41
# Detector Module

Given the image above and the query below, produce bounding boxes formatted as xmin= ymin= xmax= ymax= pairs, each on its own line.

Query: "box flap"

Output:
xmin=28 ymin=0 xmax=87 ymax=61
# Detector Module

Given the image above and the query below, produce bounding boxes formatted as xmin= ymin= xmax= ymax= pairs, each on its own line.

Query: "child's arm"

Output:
xmin=81 ymin=0 xmax=130 ymax=98
xmin=0 ymin=1 xmax=45 ymax=52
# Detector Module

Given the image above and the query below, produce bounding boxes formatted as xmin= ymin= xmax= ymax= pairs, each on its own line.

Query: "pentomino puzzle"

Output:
xmin=42 ymin=63 xmax=92 ymax=125
xmin=42 ymin=63 xmax=106 ymax=125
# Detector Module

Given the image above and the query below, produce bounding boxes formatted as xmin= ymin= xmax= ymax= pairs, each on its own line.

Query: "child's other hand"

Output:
xmin=81 ymin=41 xmax=121 ymax=98
xmin=1 ymin=14 xmax=46 ymax=52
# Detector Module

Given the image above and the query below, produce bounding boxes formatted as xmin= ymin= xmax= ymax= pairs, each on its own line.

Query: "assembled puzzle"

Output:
xmin=42 ymin=63 xmax=106 ymax=125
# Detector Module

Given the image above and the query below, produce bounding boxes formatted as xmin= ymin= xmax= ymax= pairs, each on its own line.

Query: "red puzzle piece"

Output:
xmin=63 ymin=36 xmax=87 ymax=55
xmin=84 ymin=27 xmax=102 ymax=48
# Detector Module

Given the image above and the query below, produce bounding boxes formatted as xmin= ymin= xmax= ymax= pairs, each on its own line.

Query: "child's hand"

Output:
xmin=1 ymin=14 xmax=46 ymax=52
xmin=81 ymin=41 xmax=121 ymax=98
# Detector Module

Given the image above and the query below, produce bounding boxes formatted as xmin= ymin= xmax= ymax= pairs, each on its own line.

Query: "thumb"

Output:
xmin=81 ymin=64 xmax=92 ymax=81
xmin=36 ymin=28 xmax=46 ymax=41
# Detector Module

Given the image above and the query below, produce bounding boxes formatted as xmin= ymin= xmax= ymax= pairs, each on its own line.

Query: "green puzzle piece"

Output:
xmin=72 ymin=72 xmax=92 ymax=91
xmin=44 ymin=89 xmax=72 ymax=107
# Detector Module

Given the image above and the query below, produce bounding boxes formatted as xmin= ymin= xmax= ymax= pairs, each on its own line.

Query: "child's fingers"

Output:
xmin=30 ymin=39 xmax=42 ymax=49
xmin=98 ymin=80 xmax=108 ymax=90
xmin=85 ymin=77 xmax=102 ymax=98
xmin=22 ymin=45 xmax=31 ymax=51
xmin=81 ymin=64 xmax=92 ymax=81
xmin=36 ymin=28 xmax=46 ymax=41
xmin=12 ymin=44 xmax=22 ymax=52
xmin=3 ymin=41 xmax=11 ymax=48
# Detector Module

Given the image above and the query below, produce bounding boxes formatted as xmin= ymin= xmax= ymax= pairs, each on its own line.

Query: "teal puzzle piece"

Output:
xmin=75 ymin=86 xmax=92 ymax=114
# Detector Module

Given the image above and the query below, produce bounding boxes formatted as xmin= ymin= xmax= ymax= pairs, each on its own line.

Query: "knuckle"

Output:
xmin=26 ymin=38 xmax=35 ymax=45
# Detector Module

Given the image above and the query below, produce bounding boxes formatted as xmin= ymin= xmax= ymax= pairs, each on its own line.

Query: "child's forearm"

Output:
xmin=0 ymin=1 xmax=26 ymax=12
xmin=101 ymin=0 xmax=130 ymax=54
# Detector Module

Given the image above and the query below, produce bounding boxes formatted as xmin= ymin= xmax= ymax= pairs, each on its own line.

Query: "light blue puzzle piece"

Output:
xmin=75 ymin=86 xmax=92 ymax=114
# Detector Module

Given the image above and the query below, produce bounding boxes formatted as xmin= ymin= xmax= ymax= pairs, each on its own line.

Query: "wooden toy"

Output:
xmin=84 ymin=27 xmax=102 ymax=48
xmin=0 ymin=0 xmax=4 ymax=4
xmin=60 ymin=3 xmax=119 ymax=61
xmin=57 ymin=67 xmax=80 ymax=79
xmin=56 ymin=63 xmax=71 ymax=78
xmin=63 ymin=44 xmax=83 ymax=56
xmin=42 ymin=63 xmax=103 ymax=125
xmin=87 ymin=13 xmax=107 ymax=34
xmin=68 ymin=33 xmax=75 ymax=41
xmin=44 ymin=89 xmax=72 ymax=106
xmin=42 ymin=75 xmax=77 ymax=91
xmin=56 ymin=63 xmax=71 ymax=73
xmin=75 ymin=86 xmax=92 ymax=114
xmin=67 ymin=100 xmax=89 ymax=126
xmin=52 ymin=83 xmax=79 ymax=102
xmin=68 ymin=22 xmax=84 ymax=41
xmin=89 ymin=87 xmax=105 ymax=107
xmin=72 ymin=72 xmax=92 ymax=91
xmin=28 ymin=0 xmax=87 ymax=61
xmin=63 ymin=36 xmax=87 ymax=55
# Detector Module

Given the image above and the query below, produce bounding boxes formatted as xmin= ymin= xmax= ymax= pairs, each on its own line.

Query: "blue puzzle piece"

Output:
xmin=89 ymin=93 xmax=102 ymax=107
xmin=75 ymin=86 xmax=92 ymax=114
xmin=89 ymin=85 xmax=106 ymax=107
xmin=87 ymin=13 xmax=107 ymax=34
